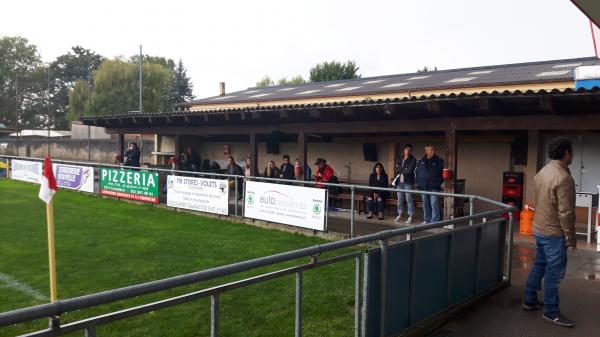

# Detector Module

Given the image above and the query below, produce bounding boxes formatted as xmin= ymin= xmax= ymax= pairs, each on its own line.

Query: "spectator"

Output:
xmin=415 ymin=145 xmax=445 ymax=223
xmin=294 ymin=158 xmax=313 ymax=181
xmin=226 ymin=156 xmax=244 ymax=200
xmin=312 ymin=158 xmax=334 ymax=188
xmin=244 ymin=157 xmax=252 ymax=177
xmin=181 ymin=146 xmax=201 ymax=171
xmin=280 ymin=154 xmax=295 ymax=180
xmin=263 ymin=160 xmax=281 ymax=178
xmin=393 ymin=144 xmax=417 ymax=224
xmin=124 ymin=142 xmax=140 ymax=167
xmin=366 ymin=163 xmax=389 ymax=220
xmin=523 ymin=137 xmax=576 ymax=327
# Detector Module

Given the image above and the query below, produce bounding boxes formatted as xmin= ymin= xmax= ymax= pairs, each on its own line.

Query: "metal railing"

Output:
xmin=0 ymin=155 xmax=516 ymax=337
xmin=0 ymin=155 xmax=482 ymax=238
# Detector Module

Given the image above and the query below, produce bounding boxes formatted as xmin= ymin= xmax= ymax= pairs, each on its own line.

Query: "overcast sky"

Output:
xmin=1 ymin=0 xmax=595 ymax=98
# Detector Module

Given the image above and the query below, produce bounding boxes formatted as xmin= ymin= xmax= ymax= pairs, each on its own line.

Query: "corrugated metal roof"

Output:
xmin=81 ymin=86 xmax=600 ymax=120
xmin=182 ymin=57 xmax=600 ymax=107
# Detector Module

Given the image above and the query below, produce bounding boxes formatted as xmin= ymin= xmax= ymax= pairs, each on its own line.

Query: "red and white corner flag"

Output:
xmin=39 ymin=156 xmax=58 ymax=204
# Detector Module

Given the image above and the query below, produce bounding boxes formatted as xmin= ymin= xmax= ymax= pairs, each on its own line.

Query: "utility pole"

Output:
xmin=87 ymin=65 xmax=91 ymax=161
xmin=15 ymin=76 xmax=19 ymax=156
xmin=47 ymin=65 xmax=51 ymax=156
xmin=139 ymin=45 xmax=143 ymax=164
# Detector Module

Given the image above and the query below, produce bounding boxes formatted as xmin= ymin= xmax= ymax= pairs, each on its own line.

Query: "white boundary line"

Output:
xmin=0 ymin=272 xmax=48 ymax=302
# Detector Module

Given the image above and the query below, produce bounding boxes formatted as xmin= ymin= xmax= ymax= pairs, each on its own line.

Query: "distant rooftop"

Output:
xmin=182 ymin=56 xmax=600 ymax=107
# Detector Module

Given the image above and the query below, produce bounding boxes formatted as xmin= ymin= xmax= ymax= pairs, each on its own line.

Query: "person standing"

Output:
xmin=393 ymin=144 xmax=417 ymax=224
xmin=280 ymin=154 xmax=295 ymax=180
xmin=523 ymin=137 xmax=576 ymax=327
xmin=124 ymin=142 xmax=141 ymax=168
xmin=366 ymin=163 xmax=388 ymax=220
xmin=226 ymin=156 xmax=244 ymax=200
xmin=181 ymin=146 xmax=201 ymax=171
xmin=244 ymin=157 xmax=253 ymax=177
xmin=415 ymin=145 xmax=444 ymax=223
xmin=263 ymin=160 xmax=281 ymax=178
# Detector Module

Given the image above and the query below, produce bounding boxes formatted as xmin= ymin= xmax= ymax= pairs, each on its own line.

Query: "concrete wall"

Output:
xmin=0 ymin=139 xmax=155 ymax=164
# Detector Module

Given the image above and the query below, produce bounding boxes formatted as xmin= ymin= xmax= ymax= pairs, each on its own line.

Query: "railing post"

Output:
xmin=361 ymin=252 xmax=370 ymax=337
xmin=354 ymin=255 xmax=361 ymax=337
xmin=295 ymin=271 xmax=303 ymax=337
xmin=350 ymin=185 xmax=356 ymax=238
xmin=242 ymin=177 xmax=246 ymax=217
xmin=84 ymin=326 xmax=96 ymax=337
xmin=505 ymin=211 xmax=515 ymax=284
xmin=378 ymin=239 xmax=388 ymax=337
xmin=234 ymin=177 xmax=239 ymax=217
xmin=469 ymin=197 xmax=474 ymax=226
xmin=49 ymin=316 xmax=60 ymax=335
xmin=211 ymin=294 xmax=219 ymax=337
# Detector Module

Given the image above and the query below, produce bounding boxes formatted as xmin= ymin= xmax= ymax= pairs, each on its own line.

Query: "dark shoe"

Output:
xmin=378 ymin=212 xmax=384 ymax=220
xmin=366 ymin=212 xmax=373 ymax=219
xmin=522 ymin=301 xmax=543 ymax=311
xmin=543 ymin=312 xmax=575 ymax=327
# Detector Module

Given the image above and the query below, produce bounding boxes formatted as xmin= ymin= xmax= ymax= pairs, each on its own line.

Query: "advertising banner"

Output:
xmin=100 ymin=168 xmax=159 ymax=204
xmin=244 ymin=181 xmax=326 ymax=231
xmin=10 ymin=159 xmax=42 ymax=184
xmin=0 ymin=158 xmax=8 ymax=178
xmin=167 ymin=175 xmax=229 ymax=215
xmin=52 ymin=163 xmax=94 ymax=193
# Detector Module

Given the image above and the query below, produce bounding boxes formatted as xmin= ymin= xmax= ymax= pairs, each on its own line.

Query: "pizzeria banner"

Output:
xmin=52 ymin=163 xmax=94 ymax=193
xmin=244 ymin=181 xmax=326 ymax=231
xmin=100 ymin=168 xmax=159 ymax=203
xmin=10 ymin=159 xmax=42 ymax=184
xmin=167 ymin=175 xmax=229 ymax=215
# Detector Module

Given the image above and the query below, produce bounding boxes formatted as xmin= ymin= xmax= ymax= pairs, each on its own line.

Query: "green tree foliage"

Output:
xmin=70 ymin=59 xmax=171 ymax=117
xmin=277 ymin=75 xmax=307 ymax=85
xmin=256 ymin=76 xmax=275 ymax=88
xmin=0 ymin=36 xmax=44 ymax=129
xmin=169 ymin=60 xmax=194 ymax=109
xmin=50 ymin=46 xmax=103 ymax=128
xmin=417 ymin=66 xmax=438 ymax=73
xmin=309 ymin=60 xmax=360 ymax=82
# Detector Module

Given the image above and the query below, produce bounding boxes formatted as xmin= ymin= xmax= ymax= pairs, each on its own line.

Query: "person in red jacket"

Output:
xmin=312 ymin=158 xmax=334 ymax=188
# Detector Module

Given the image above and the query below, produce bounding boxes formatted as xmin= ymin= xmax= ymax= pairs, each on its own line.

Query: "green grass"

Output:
xmin=0 ymin=179 xmax=356 ymax=337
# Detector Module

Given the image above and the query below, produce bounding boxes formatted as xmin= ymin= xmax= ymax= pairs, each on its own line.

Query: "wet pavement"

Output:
xmin=441 ymin=245 xmax=600 ymax=337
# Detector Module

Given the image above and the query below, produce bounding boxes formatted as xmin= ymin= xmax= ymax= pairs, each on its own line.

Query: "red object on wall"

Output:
xmin=223 ymin=144 xmax=231 ymax=155
xmin=502 ymin=172 xmax=524 ymax=211
xmin=442 ymin=168 xmax=453 ymax=181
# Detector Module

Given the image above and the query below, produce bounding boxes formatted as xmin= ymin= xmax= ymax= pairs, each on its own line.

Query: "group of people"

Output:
xmin=364 ymin=144 xmax=445 ymax=223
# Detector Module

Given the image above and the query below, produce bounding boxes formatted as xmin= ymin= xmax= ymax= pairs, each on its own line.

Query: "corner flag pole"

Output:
xmin=46 ymin=199 xmax=58 ymax=302
xmin=39 ymin=156 xmax=59 ymax=302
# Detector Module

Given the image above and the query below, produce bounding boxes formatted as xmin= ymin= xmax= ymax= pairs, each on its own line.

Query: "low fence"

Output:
xmin=0 ymin=155 xmax=485 ymax=239
xmin=0 ymin=203 xmax=514 ymax=337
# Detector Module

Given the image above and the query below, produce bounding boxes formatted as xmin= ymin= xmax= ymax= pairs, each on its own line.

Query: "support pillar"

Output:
xmin=117 ymin=133 xmax=125 ymax=165
xmin=444 ymin=125 xmax=457 ymax=220
xmin=525 ymin=130 xmax=544 ymax=204
xmin=297 ymin=128 xmax=308 ymax=180
xmin=174 ymin=134 xmax=181 ymax=170
xmin=25 ymin=136 xmax=31 ymax=157
xmin=250 ymin=130 xmax=258 ymax=176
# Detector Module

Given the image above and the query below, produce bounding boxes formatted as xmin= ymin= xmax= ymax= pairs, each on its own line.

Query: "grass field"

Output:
xmin=0 ymin=179 xmax=356 ymax=337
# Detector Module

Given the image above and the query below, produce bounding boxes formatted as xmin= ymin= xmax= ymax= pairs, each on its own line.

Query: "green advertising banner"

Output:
xmin=100 ymin=168 xmax=159 ymax=204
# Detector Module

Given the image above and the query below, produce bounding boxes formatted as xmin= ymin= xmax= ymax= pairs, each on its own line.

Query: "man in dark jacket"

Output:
xmin=393 ymin=144 xmax=417 ymax=224
xmin=415 ymin=145 xmax=445 ymax=223
xmin=124 ymin=143 xmax=141 ymax=167
xmin=181 ymin=146 xmax=201 ymax=171
xmin=226 ymin=156 xmax=244 ymax=200
xmin=279 ymin=154 xmax=295 ymax=180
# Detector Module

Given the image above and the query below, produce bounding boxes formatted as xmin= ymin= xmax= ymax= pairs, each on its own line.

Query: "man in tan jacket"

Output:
xmin=523 ymin=137 xmax=576 ymax=327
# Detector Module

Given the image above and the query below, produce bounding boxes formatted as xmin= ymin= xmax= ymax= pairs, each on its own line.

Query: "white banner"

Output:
xmin=52 ymin=163 xmax=94 ymax=193
xmin=244 ymin=181 xmax=326 ymax=231
xmin=10 ymin=159 xmax=42 ymax=184
xmin=167 ymin=175 xmax=229 ymax=215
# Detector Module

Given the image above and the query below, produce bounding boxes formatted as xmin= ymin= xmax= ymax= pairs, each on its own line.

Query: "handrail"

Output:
xmin=0 ymin=207 xmax=513 ymax=327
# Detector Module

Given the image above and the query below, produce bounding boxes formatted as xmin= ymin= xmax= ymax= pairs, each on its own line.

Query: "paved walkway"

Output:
xmin=441 ymin=246 xmax=600 ymax=337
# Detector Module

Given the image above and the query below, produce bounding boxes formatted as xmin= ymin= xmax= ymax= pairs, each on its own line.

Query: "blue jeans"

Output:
xmin=421 ymin=190 xmax=441 ymax=223
xmin=367 ymin=195 xmax=384 ymax=214
xmin=524 ymin=234 xmax=567 ymax=314
xmin=397 ymin=183 xmax=415 ymax=217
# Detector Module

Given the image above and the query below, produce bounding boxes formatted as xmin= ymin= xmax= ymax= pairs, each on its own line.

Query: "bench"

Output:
xmin=330 ymin=193 xmax=366 ymax=214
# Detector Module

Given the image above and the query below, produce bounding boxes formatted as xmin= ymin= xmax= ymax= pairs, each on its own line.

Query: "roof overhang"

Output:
xmin=571 ymin=0 xmax=600 ymax=27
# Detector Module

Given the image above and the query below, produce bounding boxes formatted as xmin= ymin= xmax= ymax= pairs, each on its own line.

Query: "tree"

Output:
xmin=417 ymin=66 xmax=438 ymax=73
xmin=256 ymin=76 xmax=275 ymax=88
xmin=309 ymin=61 xmax=360 ymax=82
xmin=50 ymin=46 xmax=103 ymax=127
xmin=169 ymin=59 xmax=194 ymax=109
xmin=0 ymin=36 xmax=44 ymax=129
xmin=69 ymin=59 xmax=171 ymax=117
xmin=277 ymin=75 xmax=307 ymax=85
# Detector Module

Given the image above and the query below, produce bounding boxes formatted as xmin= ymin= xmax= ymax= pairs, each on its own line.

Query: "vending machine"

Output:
xmin=502 ymin=172 xmax=524 ymax=219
